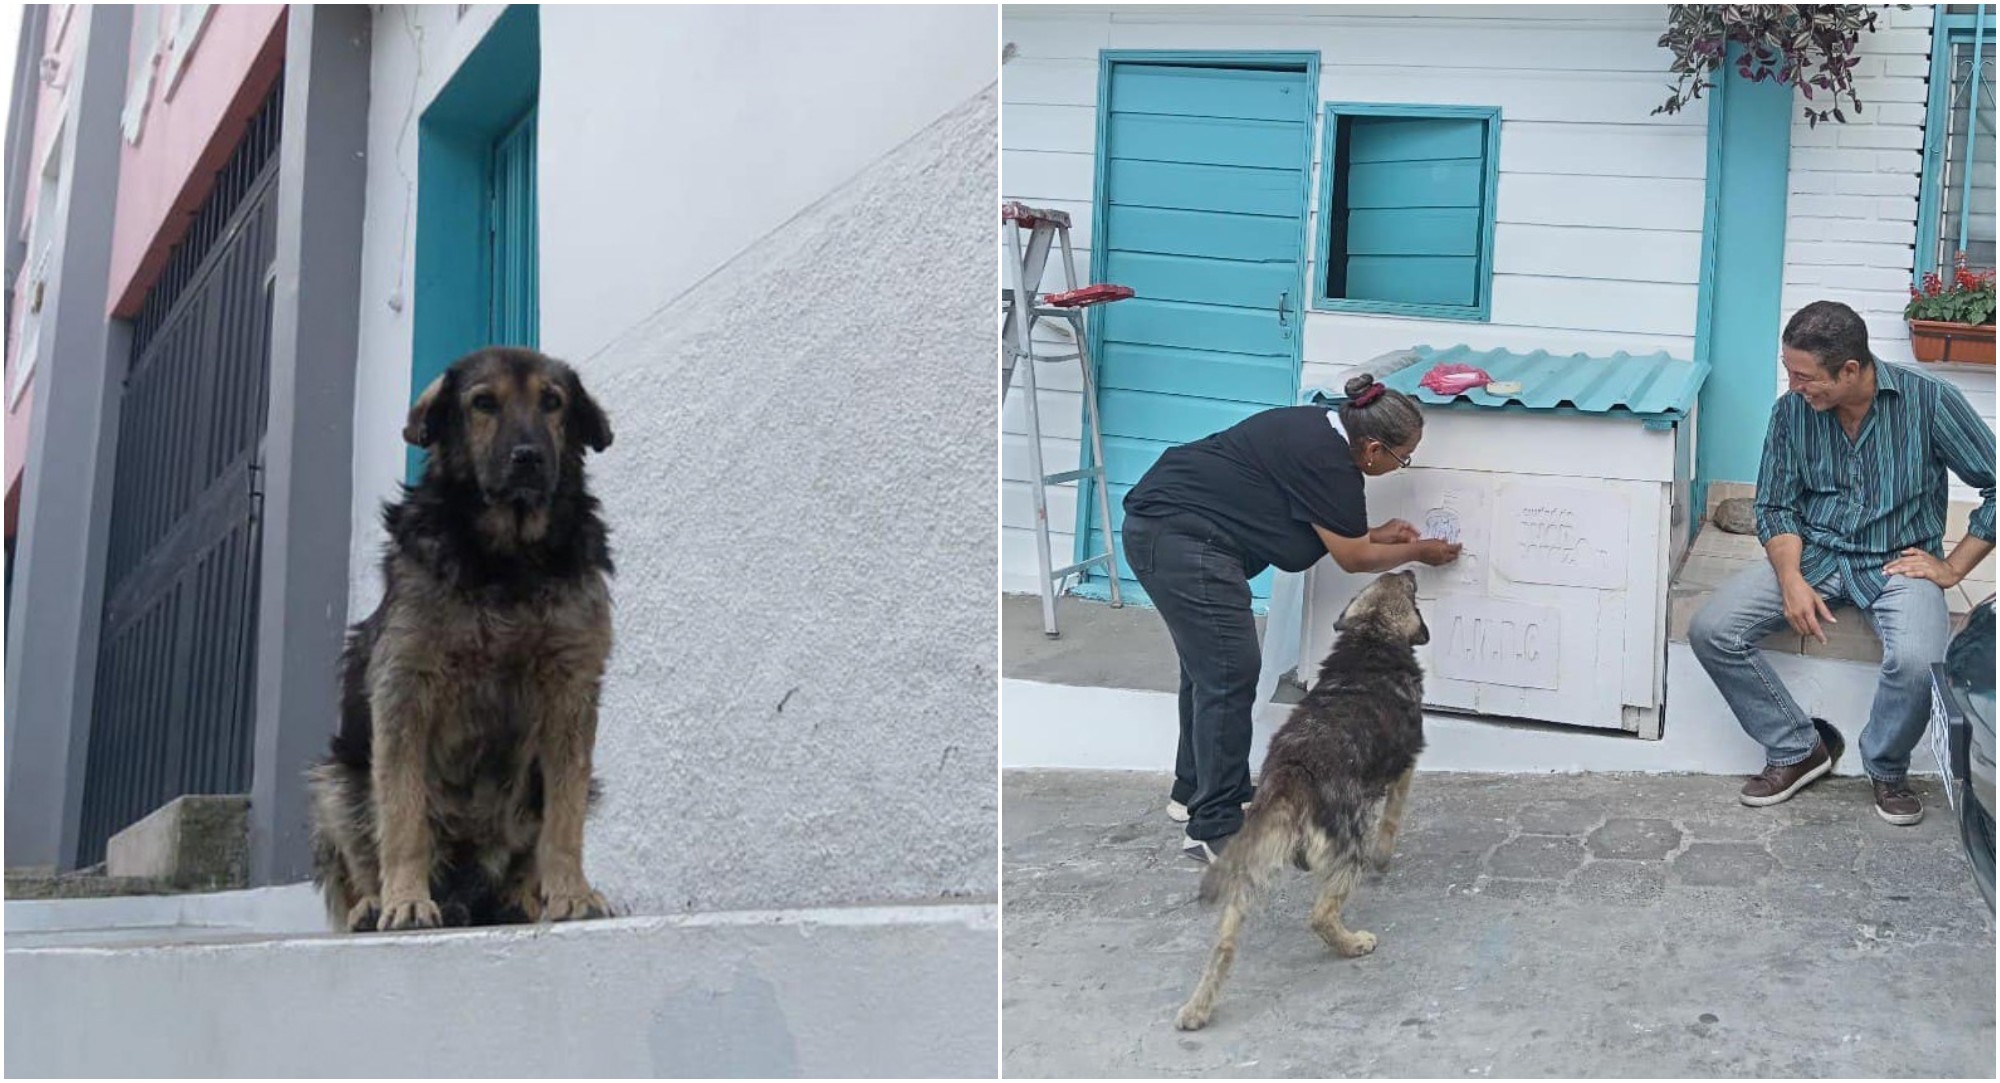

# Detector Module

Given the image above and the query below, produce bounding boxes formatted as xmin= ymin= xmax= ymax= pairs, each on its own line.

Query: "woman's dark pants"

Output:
xmin=1121 ymin=510 xmax=1260 ymax=844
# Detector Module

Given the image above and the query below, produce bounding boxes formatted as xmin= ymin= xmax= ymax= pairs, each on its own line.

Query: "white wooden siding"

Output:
xmin=1779 ymin=5 xmax=1994 ymax=506
xmin=1001 ymin=5 xmax=1711 ymax=591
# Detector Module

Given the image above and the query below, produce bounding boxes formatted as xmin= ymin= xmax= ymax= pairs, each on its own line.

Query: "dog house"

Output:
xmin=1296 ymin=346 xmax=1710 ymax=738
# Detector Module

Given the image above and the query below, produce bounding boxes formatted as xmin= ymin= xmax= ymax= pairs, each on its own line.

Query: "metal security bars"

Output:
xmin=77 ymin=83 xmax=282 ymax=866
xmin=1920 ymin=7 xmax=1996 ymax=277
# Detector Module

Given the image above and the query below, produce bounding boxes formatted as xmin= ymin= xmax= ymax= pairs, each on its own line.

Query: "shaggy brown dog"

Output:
xmin=1176 ymin=571 xmax=1429 ymax=1030
xmin=307 ymin=346 xmax=615 ymax=932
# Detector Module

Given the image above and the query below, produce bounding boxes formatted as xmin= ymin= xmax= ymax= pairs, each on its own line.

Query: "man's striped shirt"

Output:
xmin=1754 ymin=360 xmax=1995 ymax=607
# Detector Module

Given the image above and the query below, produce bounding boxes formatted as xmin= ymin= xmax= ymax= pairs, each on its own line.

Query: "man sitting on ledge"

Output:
xmin=1689 ymin=299 xmax=1995 ymax=825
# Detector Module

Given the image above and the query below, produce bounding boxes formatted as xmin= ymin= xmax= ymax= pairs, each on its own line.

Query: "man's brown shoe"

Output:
xmin=1740 ymin=740 xmax=1833 ymax=806
xmin=1872 ymin=780 xmax=1923 ymax=826
xmin=1811 ymin=717 xmax=1846 ymax=768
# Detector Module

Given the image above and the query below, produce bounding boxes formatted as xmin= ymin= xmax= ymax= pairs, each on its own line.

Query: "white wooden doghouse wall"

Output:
xmin=1297 ymin=346 xmax=1710 ymax=739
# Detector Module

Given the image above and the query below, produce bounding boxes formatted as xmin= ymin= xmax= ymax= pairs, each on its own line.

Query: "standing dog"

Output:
xmin=307 ymin=347 xmax=616 ymax=932
xmin=1175 ymin=571 xmax=1429 ymax=1031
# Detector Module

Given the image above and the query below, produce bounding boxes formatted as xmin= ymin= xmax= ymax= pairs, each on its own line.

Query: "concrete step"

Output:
xmin=5 ymin=882 xmax=323 ymax=948
xmin=1001 ymin=674 xmax=1929 ymax=777
xmin=1668 ymin=521 xmax=1993 ymax=664
xmin=5 ymin=898 xmax=997 ymax=1077
xmin=5 ymin=867 xmax=169 ymax=900
xmin=105 ymin=794 xmax=249 ymax=891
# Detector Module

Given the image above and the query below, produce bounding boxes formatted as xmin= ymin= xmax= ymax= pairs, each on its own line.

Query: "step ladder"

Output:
xmin=1001 ymin=201 xmax=1131 ymax=638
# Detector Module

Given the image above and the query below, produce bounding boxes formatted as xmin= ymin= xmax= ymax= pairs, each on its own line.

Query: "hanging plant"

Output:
xmin=1651 ymin=5 xmax=1903 ymax=127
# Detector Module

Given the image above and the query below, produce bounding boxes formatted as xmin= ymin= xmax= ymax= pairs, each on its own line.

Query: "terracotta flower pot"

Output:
xmin=1908 ymin=319 xmax=1996 ymax=366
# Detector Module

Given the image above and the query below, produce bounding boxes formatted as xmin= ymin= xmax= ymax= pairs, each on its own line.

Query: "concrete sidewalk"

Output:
xmin=1002 ymin=770 xmax=1994 ymax=1078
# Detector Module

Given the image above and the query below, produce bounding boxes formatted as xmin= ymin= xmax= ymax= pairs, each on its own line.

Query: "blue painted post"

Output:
xmin=1957 ymin=5 xmax=1988 ymax=257
xmin=1692 ymin=43 xmax=1795 ymax=517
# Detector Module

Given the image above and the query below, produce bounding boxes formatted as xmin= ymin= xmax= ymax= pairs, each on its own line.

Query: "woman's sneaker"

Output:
xmin=1181 ymin=831 xmax=1232 ymax=864
xmin=1167 ymin=798 xmax=1252 ymax=823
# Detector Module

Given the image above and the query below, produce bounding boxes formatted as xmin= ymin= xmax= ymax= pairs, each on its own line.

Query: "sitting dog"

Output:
xmin=307 ymin=346 xmax=616 ymax=932
xmin=1176 ymin=571 xmax=1429 ymax=1030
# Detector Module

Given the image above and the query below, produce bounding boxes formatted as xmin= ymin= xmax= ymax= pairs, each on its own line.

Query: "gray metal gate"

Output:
xmin=77 ymin=86 xmax=281 ymax=866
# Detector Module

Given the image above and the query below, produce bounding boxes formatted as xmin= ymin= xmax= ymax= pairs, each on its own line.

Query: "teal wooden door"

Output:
xmin=406 ymin=101 xmax=538 ymax=483
xmin=488 ymin=104 xmax=538 ymax=347
xmin=1083 ymin=59 xmax=1315 ymax=603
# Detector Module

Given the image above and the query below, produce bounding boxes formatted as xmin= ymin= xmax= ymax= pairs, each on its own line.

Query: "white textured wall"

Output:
xmin=1000 ymin=5 xmax=1711 ymax=592
xmin=1780 ymin=5 xmax=1994 ymax=504
xmin=348 ymin=8 xmax=998 ymax=914
xmin=537 ymin=4 xmax=998 ymax=364
xmin=577 ymin=86 xmax=997 ymax=914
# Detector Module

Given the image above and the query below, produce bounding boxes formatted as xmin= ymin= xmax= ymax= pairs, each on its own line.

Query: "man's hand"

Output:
xmin=1412 ymin=539 xmax=1462 ymax=567
xmin=1884 ymin=547 xmax=1964 ymax=588
xmin=1779 ymin=574 xmax=1838 ymax=643
xmin=1370 ymin=519 xmax=1420 ymax=545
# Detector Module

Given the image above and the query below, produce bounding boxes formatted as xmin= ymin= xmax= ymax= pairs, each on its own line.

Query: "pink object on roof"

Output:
xmin=1418 ymin=363 xmax=1495 ymax=396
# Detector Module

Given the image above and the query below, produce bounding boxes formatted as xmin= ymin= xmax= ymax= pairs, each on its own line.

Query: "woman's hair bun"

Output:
xmin=1343 ymin=373 xmax=1376 ymax=399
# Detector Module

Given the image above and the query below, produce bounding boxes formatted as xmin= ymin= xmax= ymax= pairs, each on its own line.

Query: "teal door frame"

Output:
xmin=1691 ymin=43 xmax=1795 ymax=519
xmin=1074 ymin=50 xmax=1321 ymax=600
xmin=408 ymin=4 xmax=541 ymax=481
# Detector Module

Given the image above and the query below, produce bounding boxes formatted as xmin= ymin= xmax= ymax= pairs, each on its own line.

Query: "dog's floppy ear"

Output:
xmin=1332 ymin=596 xmax=1355 ymax=635
xmin=566 ymin=368 xmax=613 ymax=452
xmin=403 ymin=369 xmax=456 ymax=448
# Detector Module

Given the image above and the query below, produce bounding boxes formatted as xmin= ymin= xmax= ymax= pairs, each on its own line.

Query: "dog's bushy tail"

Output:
xmin=305 ymin=759 xmax=375 ymax=932
xmin=1178 ymin=766 xmax=1312 ymax=1032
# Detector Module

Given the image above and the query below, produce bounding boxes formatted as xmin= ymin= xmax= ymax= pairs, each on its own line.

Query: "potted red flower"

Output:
xmin=1905 ymin=253 xmax=1996 ymax=366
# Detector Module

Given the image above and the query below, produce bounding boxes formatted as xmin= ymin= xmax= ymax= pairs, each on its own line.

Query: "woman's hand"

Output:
xmin=1412 ymin=539 xmax=1461 ymax=566
xmin=1317 ymin=525 xmax=1459 ymax=573
xmin=1369 ymin=519 xmax=1420 ymax=545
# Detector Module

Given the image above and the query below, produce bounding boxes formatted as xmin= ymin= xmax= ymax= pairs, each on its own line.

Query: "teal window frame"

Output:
xmin=408 ymin=4 xmax=540 ymax=483
xmin=1310 ymin=101 xmax=1501 ymax=322
xmin=1914 ymin=5 xmax=1995 ymax=282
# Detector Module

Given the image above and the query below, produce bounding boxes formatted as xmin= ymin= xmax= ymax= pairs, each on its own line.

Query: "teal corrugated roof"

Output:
xmin=1324 ymin=345 xmax=1710 ymax=428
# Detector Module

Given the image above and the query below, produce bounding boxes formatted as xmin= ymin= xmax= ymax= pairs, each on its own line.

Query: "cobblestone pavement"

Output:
xmin=1002 ymin=770 xmax=1995 ymax=1078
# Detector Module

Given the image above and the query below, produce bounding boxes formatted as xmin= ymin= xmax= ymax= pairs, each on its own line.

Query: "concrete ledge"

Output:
xmin=5 ymin=901 xmax=997 ymax=1077
xmin=1669 ymin=518 xmax=1993 ymax=665
xmin=5 ymin=883 xmax=323 ymax=948
xmin=1002 ymin=672 xmax=1936 ymax=778
xmin=4 ymin=870 xmax=162 ymax=901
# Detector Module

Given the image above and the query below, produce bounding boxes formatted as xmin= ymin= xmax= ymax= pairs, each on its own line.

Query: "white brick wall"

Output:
xmin=1779 ymin=4 xmax=1994 ymax=506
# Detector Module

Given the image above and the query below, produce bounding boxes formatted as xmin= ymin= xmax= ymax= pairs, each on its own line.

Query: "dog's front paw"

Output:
xmin=501 ymin=883 xmax=545 ymax=924
xmin=346 ymin=896 xmax=382 ymax=933
xmin=378 ymin=896 xmax=442 ymax=931
xmin=1335 ymin=929 xmax=1378 ymax=958
xmin=542 ymin=886 xmax=612 ymax=922
xmin=1174 ymin=1003 xmax=1212 ymax=1031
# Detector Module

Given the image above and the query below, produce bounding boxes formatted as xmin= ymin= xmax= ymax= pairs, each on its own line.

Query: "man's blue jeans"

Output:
xmin=1688 ymin=561 xmax=1949 ymax=783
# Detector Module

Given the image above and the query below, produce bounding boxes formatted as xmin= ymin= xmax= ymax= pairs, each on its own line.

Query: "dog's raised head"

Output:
xmin=403 ymin=347 xmax=612 ymax=507
xmin=1333 ymin=569 xmax=1429 ymax=647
